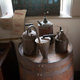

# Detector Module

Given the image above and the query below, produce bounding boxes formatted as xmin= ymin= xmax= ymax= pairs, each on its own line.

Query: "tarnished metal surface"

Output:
xmin=22 ymin=25 xmax=39 ymax=56
xmin=35 ymin=37 xmax=51 ymax=59
xmin=55 ymin=29 xmax=68 ymax=53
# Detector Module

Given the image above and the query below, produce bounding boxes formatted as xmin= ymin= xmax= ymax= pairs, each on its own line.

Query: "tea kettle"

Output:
xmin=37 ymin=13 xmax=53 ymax=36
xmin=21 ymin=25 xmax=39 ymax=56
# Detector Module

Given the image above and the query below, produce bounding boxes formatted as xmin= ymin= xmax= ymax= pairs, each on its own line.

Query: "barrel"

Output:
xmin=18 ymin=43 xmax=74 ymax=80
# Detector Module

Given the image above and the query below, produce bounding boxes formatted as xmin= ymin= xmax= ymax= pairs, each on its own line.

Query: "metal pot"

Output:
xmin=35 ymin=36 xmax=51 ymax=59
xmin=21 ymin=25 xmax=39 ymax=56
xmin=37 ymin=14 xmax=53 ymax=36
xmin=55 ymin=28 xmax=68 ymax=53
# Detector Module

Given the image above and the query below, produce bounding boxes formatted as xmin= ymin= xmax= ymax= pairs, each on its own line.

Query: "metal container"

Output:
xmin=35 ymin=36 xmax=51 ymax=59
xmin=55 ymin=29 xmax=68 ymax=53
xmin=21 ymin=25 xmax=39 ymax=56
xmin=37 ymin=14 xmax=53 ymax=36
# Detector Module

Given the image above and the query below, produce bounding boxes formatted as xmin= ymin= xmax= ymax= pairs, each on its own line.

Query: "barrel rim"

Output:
xmin=19 ymin=42 xmax=73 ymax=64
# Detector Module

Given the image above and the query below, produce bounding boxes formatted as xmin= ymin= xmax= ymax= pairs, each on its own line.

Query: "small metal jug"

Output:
xmin=21 ymin=25 xmax=39 ymax=56
xmin=55 ymin=27 xmax=68 ymax=53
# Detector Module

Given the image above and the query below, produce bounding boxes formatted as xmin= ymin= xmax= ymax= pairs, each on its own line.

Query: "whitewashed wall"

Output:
xmin=72 ymin=0 xmax=80 ymax=16
xmin=63 ymin=0 xmax=80 ymax=16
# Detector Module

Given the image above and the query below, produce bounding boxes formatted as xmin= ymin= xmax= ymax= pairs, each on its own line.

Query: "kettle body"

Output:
xmin=37 ymin=16 xmax=53 ymax=36
xmin=55 ymin=29 xmax=68 ymax=53
xmin=21 ymin=25 xmax=38 ymax=56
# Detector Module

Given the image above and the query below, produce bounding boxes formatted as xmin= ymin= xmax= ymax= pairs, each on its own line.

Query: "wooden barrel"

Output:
xmin=18 ymin=43 xmax=74 ymax=80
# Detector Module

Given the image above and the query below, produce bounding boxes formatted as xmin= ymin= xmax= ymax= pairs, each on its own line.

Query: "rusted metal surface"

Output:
xmin=38 ymin=15 xmax=53 ymax=36
xmin=39 ymin=26 xmax=53 ymax=36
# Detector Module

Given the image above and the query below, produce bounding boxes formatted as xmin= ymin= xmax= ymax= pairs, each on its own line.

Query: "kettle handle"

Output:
xmin=27 ymin=25 xmax=40 ymax=43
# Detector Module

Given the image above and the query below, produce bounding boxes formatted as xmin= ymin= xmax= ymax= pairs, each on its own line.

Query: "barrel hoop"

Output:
xmin=19 ymin=56 xmax=73 ymax=73
xmin=43 ymin=57 xmax=73 ymax=72
xmin=19 ymin=60 xmax=73 ymax=77
xmin=36 ymin=51 xmax=73 ymax=68
xmin=19 ymin=45 xmax=73 ymax=68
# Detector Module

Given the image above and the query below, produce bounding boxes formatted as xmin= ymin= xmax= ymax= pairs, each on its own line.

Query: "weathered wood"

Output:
xmin=0 ymin=69 xmax=4 ymax=80
xmin=0 ymin=37 xmax=21 ymax=41
xmin=18 ymin=43 xmax=74 ymax=80
xmin=0 ymin=43 xmax=10 ymax=80
xmin=0 ymin=42 xmax=19 ymax=80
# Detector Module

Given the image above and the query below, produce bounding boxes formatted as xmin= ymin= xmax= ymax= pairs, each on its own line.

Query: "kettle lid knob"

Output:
xmin=43 ymin=12 xmax=47 ymax=23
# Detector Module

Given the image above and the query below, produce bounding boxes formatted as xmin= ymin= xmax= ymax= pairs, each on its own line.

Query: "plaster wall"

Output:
xmin=72 ymin=0 xmax=80 ymax=16
xmin=0 ymin=5 xmax=2 ymax=17
xmin=62 ymin=0 xmax=80 ymax=16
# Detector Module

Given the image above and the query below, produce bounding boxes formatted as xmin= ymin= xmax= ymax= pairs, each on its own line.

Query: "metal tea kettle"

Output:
xmin=37 ymin=13 xmax=53 ymax=36
xmin=21 ymin=25 xmax=39 ymax=56
xmin=55 ymin=27 xmax=68 ymax=53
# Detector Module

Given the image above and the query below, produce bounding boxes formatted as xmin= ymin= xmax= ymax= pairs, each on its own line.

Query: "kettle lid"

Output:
xmin=40 ymin=20 xmax=53 ymax=26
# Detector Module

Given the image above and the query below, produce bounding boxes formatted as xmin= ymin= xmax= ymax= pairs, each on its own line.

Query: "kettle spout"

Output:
xmin=37 ymin=21 xmax=42 ymax=26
